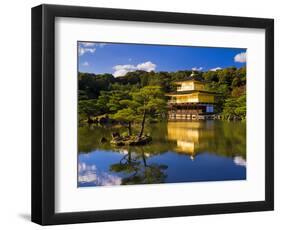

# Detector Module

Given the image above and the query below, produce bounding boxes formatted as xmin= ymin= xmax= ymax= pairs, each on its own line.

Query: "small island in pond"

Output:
xmin=77 ymin=42 xmax=247 ymax=187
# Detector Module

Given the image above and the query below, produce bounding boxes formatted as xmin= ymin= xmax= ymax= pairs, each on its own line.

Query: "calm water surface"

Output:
xmin=78 ymin=121 xmax=246 ymax=187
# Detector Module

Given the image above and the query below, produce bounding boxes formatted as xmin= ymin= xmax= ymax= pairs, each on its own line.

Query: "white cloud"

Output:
xmin=210 ymin=67 xmax=222 ymax=71
xmin=137 ymin=61 xmax=156 ymax=72
xmin=79 ymin=42 xmax=107 ymax=47
xmin=81 ymin=42 xmax=96 ymax=47
xmin=78 ymin=47 xmax=96 ymax=56
xmin=113 ymin=64 xmax=137 ymax=77
xmin=113 ymin=61 xmax=156 ymax=77
xmin=78 ymin=42 xmax=106 ymax=56
xmin=113 ymin=69 xmax=132 ymax=77
xmin=234 ymin=52 xmax=247 ymax=63
xmin=82 ymin=61 xmax=89 ymax=66
xmin=192 ymin=67 xmax=203 ymax=71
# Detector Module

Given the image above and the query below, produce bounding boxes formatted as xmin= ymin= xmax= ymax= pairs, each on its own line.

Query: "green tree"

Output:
xmin=111 ymin=108 xmax=136 ymax=135
xmin=78 ymin=65 xmax=247 ymax=122
xmin=131 ymin=86 xmax=167 ymax=138
xmin=231 ymin=85 xmax=246 ymax=97
xmin=110 ymin=86 xmax=166 ymax=138
xmin=203 ymin=71 xmax=219 ymax=82
xmin=78 ymin=99 xmax=101 ymax=123
xmin=222 ymin=94 xmax=246 ymax=120
xmin=107 ymin=90 xmax=130 ymax=113
xmin=96 ymin=91 xmax=110 ymax=114
xmin=231 ymin=77 xmax=242 ymax=88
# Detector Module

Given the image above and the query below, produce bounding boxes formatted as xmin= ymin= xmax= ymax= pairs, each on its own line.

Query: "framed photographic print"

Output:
xmin=31 ymin=4 xmax=274 ymax=225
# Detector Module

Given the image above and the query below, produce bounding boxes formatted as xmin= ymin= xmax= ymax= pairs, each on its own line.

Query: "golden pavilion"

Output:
xmin=167 ymin=74 xmax=218 ymax=120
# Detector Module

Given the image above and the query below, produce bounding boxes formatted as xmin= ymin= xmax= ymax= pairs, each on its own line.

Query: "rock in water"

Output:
xmin=100 ymin=137 xmax=108 ymax=143
xmin=111 ymin=132 xmax=120 ymax=138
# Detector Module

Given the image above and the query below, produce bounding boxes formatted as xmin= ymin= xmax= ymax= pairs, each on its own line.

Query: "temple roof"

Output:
xmin=166 ymin=90 xmax=218 ymax=96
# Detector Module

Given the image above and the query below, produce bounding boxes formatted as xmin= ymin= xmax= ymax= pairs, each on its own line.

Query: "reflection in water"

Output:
xmin=233 ymin=156 xmax=247 ymax=167
xmin=78 ymin=162 xmax=122 ymax=186
xmin=109 ymin=149 xmax=168 ymax=185
xmin=167 ymin=122 xmax=215 ymax=159
xmin=78 ymin=121 xmax=246 ymax=186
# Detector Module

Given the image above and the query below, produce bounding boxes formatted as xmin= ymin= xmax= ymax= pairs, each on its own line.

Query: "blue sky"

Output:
xmin=78 ymin=41 xmax=246 ymax=77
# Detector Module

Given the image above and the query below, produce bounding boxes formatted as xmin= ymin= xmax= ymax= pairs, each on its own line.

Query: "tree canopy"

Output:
xmin=78 ymin=66 xmax=246 ymax=124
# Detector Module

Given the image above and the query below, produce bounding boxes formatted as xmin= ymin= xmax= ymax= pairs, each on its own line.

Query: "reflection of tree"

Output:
xmin=78 ymin=124 xmax=126 ymax=153
xmin=110 ymin=148 xmax=168 ymax=185
xmin=78 ymin=124 xmax=176 ymax=155
xmin=78 ymin=120 xmax=246 ymax=161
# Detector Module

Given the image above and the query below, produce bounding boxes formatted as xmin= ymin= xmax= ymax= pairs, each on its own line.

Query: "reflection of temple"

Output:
xmin=167 ymin=121 xmax=214 ymax=159
xmin=166 ymin=74 xmax=218 ymax=120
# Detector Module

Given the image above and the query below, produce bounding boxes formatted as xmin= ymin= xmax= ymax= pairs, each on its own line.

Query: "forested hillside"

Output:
xmin=78 ymin=66 xmax=246 ymax=122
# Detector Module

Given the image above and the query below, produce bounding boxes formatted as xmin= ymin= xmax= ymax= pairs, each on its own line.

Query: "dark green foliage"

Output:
xmin=78 ymin=99 xmax=102 ymax=121
xmin=110 ymin=86 xmax=167 ymax=136
xmin=203 ymin=71 xmax=219 ymax=82
xmin=203 ymin=66 xmax=246 ymax=116
xmin=78 ymin=65 xmax=246 ymax=121
xmin=222 ymin=94 xmax=246 ymax=120
xmin=78 ymin=72 xmax=115 ymax=99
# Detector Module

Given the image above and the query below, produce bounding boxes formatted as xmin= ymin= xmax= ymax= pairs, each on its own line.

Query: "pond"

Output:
xmin=78 ymin=121 xmax=246 ymax=187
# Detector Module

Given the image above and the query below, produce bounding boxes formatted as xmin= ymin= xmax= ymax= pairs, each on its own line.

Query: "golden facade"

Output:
xmin=167 ymin=79 xmax=217 ymax=120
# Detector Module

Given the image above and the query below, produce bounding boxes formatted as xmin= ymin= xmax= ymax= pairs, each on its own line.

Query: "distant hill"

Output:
xmin=78 ymin=66 xmax=246 ymax=100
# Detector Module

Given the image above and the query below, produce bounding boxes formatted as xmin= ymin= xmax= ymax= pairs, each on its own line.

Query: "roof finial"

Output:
xmin=190 ymin=71 xmax=196 ymax=77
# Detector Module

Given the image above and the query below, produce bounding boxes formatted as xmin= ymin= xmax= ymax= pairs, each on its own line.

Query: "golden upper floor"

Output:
xmin=175 ymin=80 xmax=206 ymax=92
xmin=167 ymin=79 xmax=217 ymax=104
xmin=168 ymin=92 xmax=216 ymax=104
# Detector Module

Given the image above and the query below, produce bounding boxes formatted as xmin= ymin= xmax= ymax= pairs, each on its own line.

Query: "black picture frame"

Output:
xmin=31 ymin=4 xmax=274 ymax=225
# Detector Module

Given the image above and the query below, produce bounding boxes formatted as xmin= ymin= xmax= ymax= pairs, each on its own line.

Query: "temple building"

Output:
xmin=166 ymin=74 xmax=218 ymax=120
